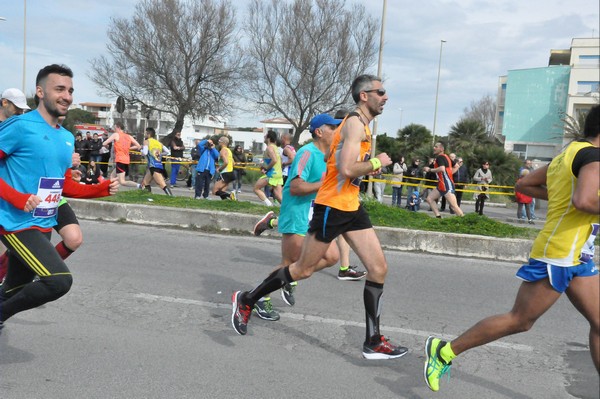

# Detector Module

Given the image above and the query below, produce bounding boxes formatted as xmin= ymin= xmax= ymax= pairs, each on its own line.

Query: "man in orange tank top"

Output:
xmin=423 ymin=142 xmax=464 ymax=218
xmin=232 ymin=75 xmax=408 ymax=360
xmin=102 ymin=122 xmax=143 ymax=189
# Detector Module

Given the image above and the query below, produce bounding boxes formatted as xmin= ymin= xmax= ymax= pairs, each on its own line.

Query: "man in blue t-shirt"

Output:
xmin=0 ymin=64 xmax=118 ymax=334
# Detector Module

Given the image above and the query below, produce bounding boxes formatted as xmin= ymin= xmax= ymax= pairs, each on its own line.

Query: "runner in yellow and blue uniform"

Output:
xmin=213 ymin=136 xmax=237 ymax=200
xmin=140 ymin=127 xmax=172 ymax=196
xmin=424 ymin=105 xmax=600 ymax=392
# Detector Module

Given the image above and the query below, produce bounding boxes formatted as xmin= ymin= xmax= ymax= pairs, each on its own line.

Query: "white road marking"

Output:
xmin=134 ymin=292 xmax=533 ymax=352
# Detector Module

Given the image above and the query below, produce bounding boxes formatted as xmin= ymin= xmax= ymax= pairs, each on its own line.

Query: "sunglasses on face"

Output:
xmin=364 ymin=89 xmax=386 ymax=96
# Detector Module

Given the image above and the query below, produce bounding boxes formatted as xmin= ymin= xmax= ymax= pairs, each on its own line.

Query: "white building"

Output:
xmin=75 ymin=103 xmax=313 ymax=155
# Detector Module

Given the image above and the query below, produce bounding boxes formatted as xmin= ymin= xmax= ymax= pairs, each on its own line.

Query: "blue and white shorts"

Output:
xmin=516 ymin=258 xmax=598 ymax=293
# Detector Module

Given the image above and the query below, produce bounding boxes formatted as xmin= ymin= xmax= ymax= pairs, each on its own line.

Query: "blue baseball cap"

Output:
xmin=309 ymin=113 xmax=342 ymax=133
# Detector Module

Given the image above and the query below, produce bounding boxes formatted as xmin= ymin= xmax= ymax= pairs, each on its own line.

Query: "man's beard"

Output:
xmin=368 ymin=103 xmax=383 ymax=117
xmin=44 ymin=99 xmax=68 ymax=119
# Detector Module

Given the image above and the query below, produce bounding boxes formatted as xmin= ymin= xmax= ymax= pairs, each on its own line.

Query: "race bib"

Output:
xmin=579 ymin=223 xmax=599 ymax=263
xmin=33 ymin=177 xmax=64 ymax=218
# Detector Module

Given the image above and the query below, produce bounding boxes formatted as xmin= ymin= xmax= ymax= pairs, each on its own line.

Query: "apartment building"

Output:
xmin=494 ymin=37 xmax=599 ymax=160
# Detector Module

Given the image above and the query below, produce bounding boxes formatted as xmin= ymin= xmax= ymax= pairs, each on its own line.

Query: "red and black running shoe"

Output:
xmin=362 ymin=335 xmax=409 ymax=360
xmin=231 ymin=291 xmax=252 ymax=335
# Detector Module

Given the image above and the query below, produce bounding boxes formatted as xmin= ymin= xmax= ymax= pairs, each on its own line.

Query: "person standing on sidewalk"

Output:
xmin=391 ymin=156 xmax=407 ymax=207
xmin=519 ymin=159 xmax=536 ymax=220
xmin=194 ymin=138 xmax=219 ymax=199
xmin=473 ymin=161 xmax=493 ymax=216
xmin=168 ymin=130 xmax=185 ymax=188
xmin=452 ymin=157 xmax=469 ymax=211
xmin=232 ymin=145 xmax=246 ymax=193
xmin=424 ymin=105 xmax=600 ymax=392
xmin=232 ymin=75 xmax=408 ymax=360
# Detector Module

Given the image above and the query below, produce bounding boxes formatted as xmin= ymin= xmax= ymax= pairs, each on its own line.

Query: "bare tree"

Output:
xmin=462 ymin=94 xmax=497 ymax=137
xmin=242 ymin=0 xmax=378 ymax=145
xmin=89 ymin=0 xmax=243 ymax=134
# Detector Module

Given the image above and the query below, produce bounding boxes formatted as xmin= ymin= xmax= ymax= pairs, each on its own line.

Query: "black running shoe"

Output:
xmin=362 ymin=335 xmax=409 ymax=360
xmin=253 ymin=298 xmax=280 ymax=321
xmin=231 ymin=291 xmax=252 ymax=335
xmin=281 ymin=283 xmax=296 ymax=306
xmin=337 ymin=266 xmax=367 ymax=281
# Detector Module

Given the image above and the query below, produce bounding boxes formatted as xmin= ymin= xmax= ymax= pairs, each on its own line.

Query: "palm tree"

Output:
xmin=396 ymin=123 xmax=433 ymax=156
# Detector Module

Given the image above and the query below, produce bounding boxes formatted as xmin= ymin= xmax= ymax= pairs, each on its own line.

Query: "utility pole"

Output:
xmin=432 ymin=39 xmax=446 ymax=145
xmin=367 ymin=0 xmax=387 ymax=197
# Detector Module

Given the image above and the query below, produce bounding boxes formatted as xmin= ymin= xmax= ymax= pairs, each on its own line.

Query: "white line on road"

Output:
xmin=134 ymin=292 xmax=533 ymax=352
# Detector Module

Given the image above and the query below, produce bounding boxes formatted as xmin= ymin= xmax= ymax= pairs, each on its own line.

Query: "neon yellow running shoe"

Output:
xmin=424 ymin=336 xmax=452 ymax=392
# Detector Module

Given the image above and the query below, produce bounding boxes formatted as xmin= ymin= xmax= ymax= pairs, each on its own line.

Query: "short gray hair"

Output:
xmin=351 ymin=74 xmax=381 ymax=103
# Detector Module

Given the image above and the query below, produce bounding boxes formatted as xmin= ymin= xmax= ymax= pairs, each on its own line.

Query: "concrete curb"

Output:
xmin=69 ymin=198 xmax=537 ymax=263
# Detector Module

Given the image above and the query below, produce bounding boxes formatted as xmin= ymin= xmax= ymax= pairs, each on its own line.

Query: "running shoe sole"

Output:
xmin=424 ymin=336 xmax=435 ymax=390
xmin=362 ymin=347 xmax=408 ymax=360
xmin=253 ymin=307 xmax=280 ymax=321
xmin=337 ymin=274 xmax=367 ymax=281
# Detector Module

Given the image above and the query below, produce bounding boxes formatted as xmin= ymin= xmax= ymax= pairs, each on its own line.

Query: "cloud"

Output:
xmin=1 ymin=0 xmax=597 ymax=136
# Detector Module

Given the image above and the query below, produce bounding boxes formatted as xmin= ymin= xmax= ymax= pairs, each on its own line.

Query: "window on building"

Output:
xmin=578 ymin=55 xmax=600 ymax=67
xmin=577 ymin=81 xmax=600 ymax=94
xmin=234 ymin=141 xmax=244 ymax=149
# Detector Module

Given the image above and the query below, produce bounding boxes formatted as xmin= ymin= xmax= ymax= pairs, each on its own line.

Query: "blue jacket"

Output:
xmin=195 ymin=140 xmax=219 ymax=175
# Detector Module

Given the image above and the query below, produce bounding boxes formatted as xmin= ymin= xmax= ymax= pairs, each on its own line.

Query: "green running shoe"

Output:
xmin=424 ymin=336 xmax=452 ymax=392
xmin=253 ymin=298 xmax=280 ymax=321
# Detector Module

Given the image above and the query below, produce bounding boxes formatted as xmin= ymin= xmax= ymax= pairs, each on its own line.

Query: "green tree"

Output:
xmin=63 ymin=108 xmax=97 ymax=135
xmin=447 ymin=118 xmax=489 ymax=156
xmin=375 ymin=133 xmax=401 ymax=162
xmin=396 ymin=123 xmax=433 ymax=158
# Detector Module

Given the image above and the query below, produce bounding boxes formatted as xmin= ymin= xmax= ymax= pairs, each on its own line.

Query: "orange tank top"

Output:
xmin=314 ymin=115 xmax=371 ymax=211
xmin=114 ymin=133 xmax=133 ymax=164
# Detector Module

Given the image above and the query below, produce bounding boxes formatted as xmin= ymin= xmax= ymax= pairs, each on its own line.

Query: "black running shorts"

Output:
xmin=308 ymin=204 xmax=373 ymax=243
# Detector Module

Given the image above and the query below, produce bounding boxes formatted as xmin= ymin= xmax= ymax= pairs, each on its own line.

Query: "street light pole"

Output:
xmin=22 ymin=0 xmax=27 ymax=93
xmin=398 ymin=108 xmax=403 ymax=131
xmin=367 ymin=0 xmax=387 ymax=197
xmin=432 ymin=39 xmax=446 ymax=145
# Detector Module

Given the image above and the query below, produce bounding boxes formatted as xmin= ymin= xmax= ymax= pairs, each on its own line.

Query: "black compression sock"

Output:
xmin=245 ymin=266 xmax=293 ymax=306
xmin=364 ymin=280 xmax=384 ymax=343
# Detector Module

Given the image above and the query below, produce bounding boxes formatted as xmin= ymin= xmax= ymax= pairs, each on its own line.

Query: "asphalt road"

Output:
xmin=0 ymin=220 xmax=596 ymax=399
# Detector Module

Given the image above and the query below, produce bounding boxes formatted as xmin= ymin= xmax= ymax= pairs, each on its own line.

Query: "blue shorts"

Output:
xmin=516 ymin=258 xmax=599 ymax=293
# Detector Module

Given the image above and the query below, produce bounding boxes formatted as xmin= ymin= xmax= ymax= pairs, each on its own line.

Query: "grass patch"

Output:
xmin=94 ymin=190 xmax=538 ymax=240
xmin=363 ymin=200 xmax=537 ymax=239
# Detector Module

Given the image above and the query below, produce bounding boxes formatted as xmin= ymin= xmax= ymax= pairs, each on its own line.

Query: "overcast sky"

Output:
xmin=0 ymin=0 xmax=598 ymax=136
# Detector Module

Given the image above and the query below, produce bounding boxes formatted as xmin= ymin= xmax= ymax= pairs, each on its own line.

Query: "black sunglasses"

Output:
xmin=364 ymin=89 xmax=386 ymax=96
